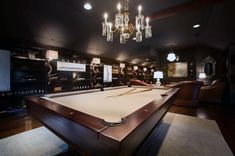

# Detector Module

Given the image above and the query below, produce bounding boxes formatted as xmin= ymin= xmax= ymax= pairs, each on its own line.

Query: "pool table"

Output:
xmin=25 ymin=86 xmax=179 ymax=156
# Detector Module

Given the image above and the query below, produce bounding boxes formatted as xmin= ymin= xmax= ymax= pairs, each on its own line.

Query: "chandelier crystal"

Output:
xmin=102 ymin=0 xmax=152 ymax=44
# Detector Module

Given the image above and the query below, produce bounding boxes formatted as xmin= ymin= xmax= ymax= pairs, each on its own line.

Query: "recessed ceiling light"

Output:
xmin=84 ymin=2 xmax=92 ymax=10
xmin=193 ymin=24 xmax=200 ymax=28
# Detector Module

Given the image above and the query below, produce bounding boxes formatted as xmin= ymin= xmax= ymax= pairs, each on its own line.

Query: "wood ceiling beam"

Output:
xmin=149 ymin=0 xmax=227 ymax=21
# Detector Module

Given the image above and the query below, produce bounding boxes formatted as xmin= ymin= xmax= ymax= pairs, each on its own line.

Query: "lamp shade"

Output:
xmin=120 ymin=63 xmax=125 ymax=68
xmin=167 ymin=53 xmax=176 ymax=62
xmin=154 ymin=71 xmax=163 ymax=79
xmin=92 ymin=58 xmax=101 ymax=64
xmin=46 ymin=50 xmax=58 ymax=60
xmin=199 ymin=73 xmax=206 ymax=79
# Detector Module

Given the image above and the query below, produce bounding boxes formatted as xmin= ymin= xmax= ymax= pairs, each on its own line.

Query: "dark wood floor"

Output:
xmin=0 ymin=103 xmax=234 ymax=155
xmin=0 ymin=110 xmax=41 ymax=139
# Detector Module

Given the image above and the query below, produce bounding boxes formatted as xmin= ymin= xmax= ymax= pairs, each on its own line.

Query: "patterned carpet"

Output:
xmin=0 ymin=127 xmax=67 ymax=156
xmin=0 ymin=113 xmax=233 ymax=156
xmin=136 ymin=112 xmax=233 ymax=156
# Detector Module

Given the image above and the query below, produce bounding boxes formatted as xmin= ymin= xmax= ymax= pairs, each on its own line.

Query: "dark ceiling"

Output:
xmin=0 ymin=0 xmax=235 ymax=65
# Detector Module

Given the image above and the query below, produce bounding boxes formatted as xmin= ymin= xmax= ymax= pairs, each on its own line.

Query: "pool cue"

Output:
xmin=108 ymin=87 xmax=152 ymax=97
xmin=107 ymin=88 xmax=137 ymax=98
xmin=123 ymin=88 xmax=152 ymax=96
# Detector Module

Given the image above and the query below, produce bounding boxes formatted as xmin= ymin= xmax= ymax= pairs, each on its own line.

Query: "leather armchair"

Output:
xmin=199 ymin=79 xmax=226 ymax=104
xmin=167 ymin=81 xmax=203 ymax=107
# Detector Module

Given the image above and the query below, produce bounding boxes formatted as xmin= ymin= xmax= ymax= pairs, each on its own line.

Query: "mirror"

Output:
xmin=201 ymin=56 xmax=216 ymax=78
xmin=204 ymin=63 xmax=213 ymax=75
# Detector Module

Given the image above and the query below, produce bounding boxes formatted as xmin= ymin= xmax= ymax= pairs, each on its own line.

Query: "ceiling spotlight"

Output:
xmin=193 ymin=24 xmax=200 ymax=28
xmin=84 ymin=2 xmax=92 ymax=10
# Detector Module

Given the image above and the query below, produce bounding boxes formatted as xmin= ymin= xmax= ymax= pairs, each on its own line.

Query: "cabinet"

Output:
xmin=48 ymin=62 xmax=92 ymax=92
xmin=11 ymin=56 xmax=47 ymax=96
xmin=0 ymin=52 xmax=47 ymax=112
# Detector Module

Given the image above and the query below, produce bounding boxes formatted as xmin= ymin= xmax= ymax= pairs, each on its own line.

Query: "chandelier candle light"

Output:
xmin=102 ymin=0 xmax=152 ymax=44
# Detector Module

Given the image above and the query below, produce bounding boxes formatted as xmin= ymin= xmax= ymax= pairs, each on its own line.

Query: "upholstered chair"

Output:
xmin=168 ymin=81 xmax=203 ymax=107
xmin=199 ymin=79 xmax=226 ymax=104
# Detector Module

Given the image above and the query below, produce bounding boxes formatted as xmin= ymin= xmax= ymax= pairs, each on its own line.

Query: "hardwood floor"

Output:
xmin=0 ymin=104 xmax=234 ymax=155
xmin=0 ymin=110 xmax=41 ymax=139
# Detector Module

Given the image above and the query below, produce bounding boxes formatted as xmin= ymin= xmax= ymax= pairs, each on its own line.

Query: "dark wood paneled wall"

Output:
xmin=158 ymin=45 xmax=225 ymax=83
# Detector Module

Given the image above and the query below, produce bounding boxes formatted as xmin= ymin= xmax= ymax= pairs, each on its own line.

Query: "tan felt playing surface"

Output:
xmin=43 ymin=87 xmax=170 ymax=121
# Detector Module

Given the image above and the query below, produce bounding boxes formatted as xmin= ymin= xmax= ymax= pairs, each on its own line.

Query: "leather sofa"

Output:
xmin=199 ymin=79 xmax=226 ymax=104
xmin=167 ymin=81 xmax=203 ymax=107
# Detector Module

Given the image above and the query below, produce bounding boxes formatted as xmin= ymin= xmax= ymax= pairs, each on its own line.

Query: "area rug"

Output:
xmin=0 ymin=113 xmax=233 ymax=156
xmin=136 ymin=112 xmax=233 ymax=156
xmin=0 ymin=127 xmax=67 ymax=156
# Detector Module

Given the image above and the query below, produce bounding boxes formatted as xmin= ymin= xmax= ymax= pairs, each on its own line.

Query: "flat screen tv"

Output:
xmin=103 ymin=65 xmax=112 ymax=83
xmin=168 ymin=62 xmax=188 ymax=77
xmin=0 ymin=50 xmax=10 ymax=92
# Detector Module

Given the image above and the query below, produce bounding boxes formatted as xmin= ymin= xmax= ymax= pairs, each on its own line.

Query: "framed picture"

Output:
xmin=103 ymin=65 xmax=112 ymax=83
xmin=168 ymin=62 xmax=188 ymax=77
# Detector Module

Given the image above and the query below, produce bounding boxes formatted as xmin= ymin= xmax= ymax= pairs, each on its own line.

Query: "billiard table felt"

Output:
xmin=43 ymin=87 xmax=170 ymax=122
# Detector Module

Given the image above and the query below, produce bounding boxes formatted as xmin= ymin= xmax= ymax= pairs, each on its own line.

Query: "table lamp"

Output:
xmin=154 ymin=71 xmax=163 ymax=87
xmin=199 ymin=73 xmax=206 ymax=79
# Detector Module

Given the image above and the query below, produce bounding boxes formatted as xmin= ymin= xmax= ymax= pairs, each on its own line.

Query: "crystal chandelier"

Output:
xmin=102 ymin=0 xmax=152 ymax=44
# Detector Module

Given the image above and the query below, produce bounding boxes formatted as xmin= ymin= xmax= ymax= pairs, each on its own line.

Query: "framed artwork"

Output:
xmin=168 ymin=62 xmax=188 ymax=77
xmin=103 ymin=65 xmax=112 ymax=83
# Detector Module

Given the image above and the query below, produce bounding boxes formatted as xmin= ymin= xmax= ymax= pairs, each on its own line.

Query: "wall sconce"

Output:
xmin=167 ymin=52 xmax=176 ymax=62
xmin=120 ymin=63 xmax=125 ymax=74
xmin=176 ymin=56 xmax=179 ymax=61
xmin=134 ymin=66 xmax=138 ymax=71
xmin=46 ymin=50 xmax=58 ymax=85
xmin=120 ymin=63 xmax=125 ymax=68
xmin=143 ymin=67 xmax=147 ymax=72
xmin=119 ymin=63 xmax=126 ymax=74
xmin=92 ymin=57 xmax=101 ymax=65
xmin=91 ymin=58 xmax=101 ymax=74
xmin=46 ymin=50 xmax=58 ymax=61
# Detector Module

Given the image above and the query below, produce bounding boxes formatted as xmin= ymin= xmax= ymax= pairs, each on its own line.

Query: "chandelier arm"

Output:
xmin=102 ymin=0 xmax=152 ymax=43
